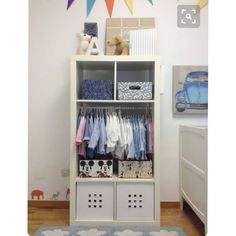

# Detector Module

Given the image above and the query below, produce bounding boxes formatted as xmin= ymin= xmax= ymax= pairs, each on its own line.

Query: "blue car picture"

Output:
xmin=175 ymin=71 xmax=208 ymax=112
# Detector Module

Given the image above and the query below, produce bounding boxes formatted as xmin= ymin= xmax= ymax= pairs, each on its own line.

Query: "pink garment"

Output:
xmin=78 ymin=142 xmax=86 ymax=156
xmin=76 ymin=115 xmax=86 ymax=156
xmin=148 ymin=119 xmax=154 ymax=154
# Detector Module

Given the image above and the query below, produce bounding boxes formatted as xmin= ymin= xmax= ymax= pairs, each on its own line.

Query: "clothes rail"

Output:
xmin=79 ymin=106 xmax=153 ymax=110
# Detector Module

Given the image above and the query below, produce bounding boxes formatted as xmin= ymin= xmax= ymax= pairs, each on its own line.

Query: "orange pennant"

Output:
xmin=105 ymin=0 xmax=115 ymax=17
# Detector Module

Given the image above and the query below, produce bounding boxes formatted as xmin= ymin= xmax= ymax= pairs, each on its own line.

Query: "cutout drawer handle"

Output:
xmin=129 ymin=85 xmax=141 ymax=90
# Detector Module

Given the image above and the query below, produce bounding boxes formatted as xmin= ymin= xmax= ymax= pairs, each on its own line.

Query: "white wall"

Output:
xmin=29 ymin=0 xmax=208 ymax=201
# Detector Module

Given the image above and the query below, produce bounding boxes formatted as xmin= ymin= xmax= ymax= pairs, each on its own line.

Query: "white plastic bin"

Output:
xmin=76 ymin=182 xmax=113 ymax=220
xmin=116 ymin=183 xmax=154 ymax=221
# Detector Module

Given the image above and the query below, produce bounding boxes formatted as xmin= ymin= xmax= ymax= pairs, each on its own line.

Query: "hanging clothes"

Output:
xmin=75 ymin=108 xmax=153 ymax=160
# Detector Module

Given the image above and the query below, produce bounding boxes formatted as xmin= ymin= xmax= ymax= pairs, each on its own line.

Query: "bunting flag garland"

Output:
xmin=67 ymin=0 xmax=155 ymax=16
xmin=67 ymin=0 xmax=75 ymax=10
xmin=105 ymin=0 xmax=115 ymax=18
xmin=124 ymin=0 xmax=133 ymax=14
xmin=87 ymin=0 xmax=96 ymax=16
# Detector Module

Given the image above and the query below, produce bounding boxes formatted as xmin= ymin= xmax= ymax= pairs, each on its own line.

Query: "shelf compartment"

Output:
xmin=76 ymin=61 xmax=115 ymax=100
xmin=116 ymin=61 xmax=155 ymax=100
xmin=76 ymin=182 xmax=113 ymax=220
xmin=116 ymin=182 xmax=154 ymax=221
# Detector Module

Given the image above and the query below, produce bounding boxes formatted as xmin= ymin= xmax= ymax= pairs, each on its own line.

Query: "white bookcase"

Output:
xmin=70 ymin=56 xmax=161 ymax=226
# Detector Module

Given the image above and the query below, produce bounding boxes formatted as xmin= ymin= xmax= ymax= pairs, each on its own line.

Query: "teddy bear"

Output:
xmin=107 ymin=35 xmax=129 ymax=55
xmin=76 ymin=33 xmax=92 ymax=55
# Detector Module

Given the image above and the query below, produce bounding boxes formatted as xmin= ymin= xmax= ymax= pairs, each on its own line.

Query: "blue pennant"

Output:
xmin=87 ymin=0 xmax=96 ymax=16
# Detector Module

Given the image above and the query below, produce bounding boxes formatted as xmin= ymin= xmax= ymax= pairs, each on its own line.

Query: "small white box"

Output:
xmin=76 ymin=182 xmax=113 ymax=220
xmin=116 ymin=183 xmax=154 ymax=221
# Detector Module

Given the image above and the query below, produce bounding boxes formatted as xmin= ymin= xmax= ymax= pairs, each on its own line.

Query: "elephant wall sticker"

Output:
xmin=31 ymin=189 xmax=44 ymax=200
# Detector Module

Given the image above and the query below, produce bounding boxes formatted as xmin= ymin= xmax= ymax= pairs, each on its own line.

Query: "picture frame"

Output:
xmin=173 ymin=65 xmax=208 ymax=114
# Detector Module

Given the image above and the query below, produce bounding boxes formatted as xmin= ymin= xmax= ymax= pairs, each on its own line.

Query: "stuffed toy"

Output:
xmin=107 ymin=35 xmax=129 ymax=55
xmin=76 ymin=33 xmax=92 ymax=55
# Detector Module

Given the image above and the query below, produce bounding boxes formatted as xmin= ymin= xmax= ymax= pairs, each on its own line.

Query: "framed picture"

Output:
xmin=173 ymin=65 xmax=208 ymax=114
xmin=84 ymin=22 xmax=98 ymax=37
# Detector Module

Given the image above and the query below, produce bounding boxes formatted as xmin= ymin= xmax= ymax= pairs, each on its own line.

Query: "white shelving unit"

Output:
xmin=70 ymin=55 xmax=161 ymax=226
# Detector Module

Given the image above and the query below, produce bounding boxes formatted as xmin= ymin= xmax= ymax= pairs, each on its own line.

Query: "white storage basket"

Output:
xmin=76 ymin=182 xmax=113 ymax=220
xmin=116 ymin=183 xmax=154 ymax=221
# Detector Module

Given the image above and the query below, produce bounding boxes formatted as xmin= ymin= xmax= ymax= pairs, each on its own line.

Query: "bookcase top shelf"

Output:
xmin=71 ymin=55 xmax=160 ymax=62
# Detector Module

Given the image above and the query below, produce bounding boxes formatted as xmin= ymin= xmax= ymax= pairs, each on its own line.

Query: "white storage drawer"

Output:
xmin=76 ymin=182 xmax=113 ymax=220
xmin=116 ymin=183 xmax=154 ymax=221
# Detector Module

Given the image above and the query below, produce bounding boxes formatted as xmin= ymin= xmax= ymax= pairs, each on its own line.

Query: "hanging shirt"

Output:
xmin=107 ymin=113 xmax=120 ymax=153
xmin=132 ymin=117 xmax=140 ymax=160
xmin=76 ymin=115 xmax=86 ymax=156
xmin=83 ymin=115 xmax=90 ymax=142
xmin=105 ymin=113 xmax=110 ymax=146
xmin=98 ymin=115 xmax=106 ymax=154
xmin=123 ymin=117 xmax=132 ymax=156
xmin=127 ymin=118 xmax=136 ymax=160
xmin=76 ymin=115 xmax=86 ymax=145
xmin=114 ymin=116 xmax=126 ymax=159
xmin=145 ymin=117 xmax=150 ymax=154
xmin=148 ymin=119 xmax=154 ymax=154
xmin=76 ymin=114 xmax=81 ymax=131
xmin=138 ymin=117 xmax=147 ymax=160
xmin=88 ymin=115 xmax=100 ymax=150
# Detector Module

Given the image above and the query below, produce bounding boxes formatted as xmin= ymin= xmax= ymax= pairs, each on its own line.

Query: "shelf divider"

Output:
xmin=114 ymin=61 xmax=117 ymax=100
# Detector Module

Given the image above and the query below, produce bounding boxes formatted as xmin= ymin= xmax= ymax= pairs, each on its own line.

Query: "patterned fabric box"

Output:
xmin=79 ymin=160 xmax=113 ymax=178
xmin=118 ymin=82 xmax=152 ymax=100
xmin=82 ymin=80 xmax=113 ymax=100
xmin=118 ymin=160 xmax=152 ymax=178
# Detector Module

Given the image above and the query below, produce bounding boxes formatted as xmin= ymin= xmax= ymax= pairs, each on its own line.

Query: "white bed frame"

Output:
xmin=179 ymin=125 xmax=208 ymax=235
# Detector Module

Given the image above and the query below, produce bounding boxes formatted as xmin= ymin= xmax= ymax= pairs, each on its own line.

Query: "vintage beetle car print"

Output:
xmin=175 ymin=71 xmax=208 ymax=112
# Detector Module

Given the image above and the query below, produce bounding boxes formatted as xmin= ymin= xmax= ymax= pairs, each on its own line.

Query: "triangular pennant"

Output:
xmin=105 ymin=0 xmax=115 ymax=17
xmin=86 ymin=37 xmax=104 ymax=55
xmin=124 ymin=0 xmax=133 ymax=14
xmin=197 ymin=0 xmax=208 ymax=10
xmin=147 ymin=0 xmax=153 ymax=5
xmin=87 ymin=0 xmax=96 ymax=17
xmin=67 ymin=0 xmax=75 ymax=10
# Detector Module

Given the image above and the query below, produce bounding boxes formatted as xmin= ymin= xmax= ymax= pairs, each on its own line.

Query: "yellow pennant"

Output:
xmin=124 ymin=0 xmax=133 ymax=14
xmin=197 ymin=0 xmax=208 ymax=10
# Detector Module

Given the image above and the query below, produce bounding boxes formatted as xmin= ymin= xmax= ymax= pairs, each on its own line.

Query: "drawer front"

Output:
xmin=116 ymin=183 xmax=154 ymax=221
xmin=76 ymin=183 xmax=113 ymax=220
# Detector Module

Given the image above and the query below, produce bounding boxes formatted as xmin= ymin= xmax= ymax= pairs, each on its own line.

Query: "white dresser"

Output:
xmin=179 ymin=125 xmax=208 ymax=235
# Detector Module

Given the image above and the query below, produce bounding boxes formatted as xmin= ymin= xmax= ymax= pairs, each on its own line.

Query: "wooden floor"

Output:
xmin=28 ymin=202 xmax=205 ymax=236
